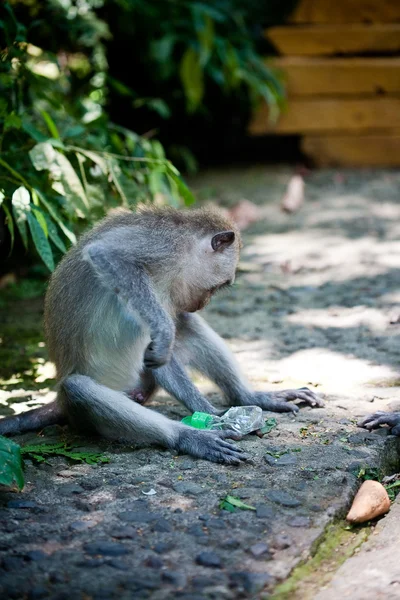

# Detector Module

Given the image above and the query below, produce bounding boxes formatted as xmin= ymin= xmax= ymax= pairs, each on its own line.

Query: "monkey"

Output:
xmin=358 ymin=412 xmax=400 ymax=436
xmin=0 ymin=206 xmax=323 ymax=464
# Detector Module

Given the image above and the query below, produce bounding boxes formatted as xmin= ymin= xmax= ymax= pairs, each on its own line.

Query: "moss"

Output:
xmin=268 ymin=522 xmax=370 ymax=600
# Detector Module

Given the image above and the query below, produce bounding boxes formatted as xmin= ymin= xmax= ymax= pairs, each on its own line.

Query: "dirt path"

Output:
xmin=1 ymin=166 xmax=400 ymax=600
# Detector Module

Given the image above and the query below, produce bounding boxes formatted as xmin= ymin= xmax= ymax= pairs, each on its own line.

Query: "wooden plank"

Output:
xmin=249 ymin=97 xmax=400 ymax=135
xmin=270 ymin=57 xmax=400 ymax=95
xmin=302 ymin=134 xmax=400 ymax=166
xmin=289 ymin=0 xmax=400 ymax=24
xmin=267 ymin=24 xmax=400 ymax=56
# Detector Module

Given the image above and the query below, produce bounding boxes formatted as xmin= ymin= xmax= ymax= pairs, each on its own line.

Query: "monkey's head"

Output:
xmin=170 ymin=208 xmax=242 ymax=313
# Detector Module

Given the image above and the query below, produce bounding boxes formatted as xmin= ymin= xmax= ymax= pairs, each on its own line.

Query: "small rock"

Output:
xmin=346 ymin=480 xmax=391 ymax=523
xmin=108 ymin=559 xmax=129 ymax=570
xmin=153 ymin=541 xmax=175 ymax=554
xmin=83 ymin=541 xmax=128 ymax=556
xmin=205 ymin=518 xmax=226 ymax=530
xmin=264 ymin=454 xmax=298 ymax=467
xmin=187 ymin=524 xmax=207 ymax=537
xmin=173 ymin=482 xmax=205 ymax=495
xmin=230 ymin=571 xmax=272 ymax=594
xmin=272 ymin=533 xmax=292 ymax=550
xmin=195 ymin=551 xmax=222 ymax=568
xmin=248 ymin=542 xmax=270 ymax=558
xmin=162 ymin=571 xmax=187 ymax=587
xmin=192 ymin=574 xmax=226 ymax=589
xmin=28 ymin=586 xmax=49 ymax=599
xmin=145 ymin=556 xmax=163 ymax=569
xmin=256 ymin=504 xmax=275 ymax=519
xmin=69 ymin=520 xmax=96 ymax=532
xmin=1 ymin=556 xmax=25 ymax=571
xmin=151 ymin=518 xmax=173 ymax=533
xmin=288 ymin=516 xmax=310 ymax=528
xmin=268 ymin=491 xmax=301 ymax=507
xmin=77 ymin=558 xmax=104 ymax=568
xmin=7 ymin=500 xmax=38 ymax=509
xmin=111 ymin=526 xmax=136 ymax=539
xmin=118 ymin=510 xmax=158 ymax=523
xmin=220 ymin=538 xmax=241 ymax=550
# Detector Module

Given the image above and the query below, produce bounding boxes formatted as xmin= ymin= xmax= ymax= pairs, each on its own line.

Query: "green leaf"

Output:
xmin=12 ymin=186 xmax=30 ymax=249
xmin=32 ymin=207 xmax=48 ymax=238
xmin=219 ymin=495 xmax=256 ymax=512
xmin=179 ymin=48 xmax=204 ymax=113
xmin=167 ymin=172 xmax=196 ymax=206
xmin=29 ymin=142 xmax=57 ymax=171
xmin=260 ymin=417 xmax=278 ymax=435
xmin=34 ymin=189 xmax=76 ymax=245
xmin=4 ymin=112 xmax=22 ymax=130
xmin=22 ymin=120 xmax=49 ymax=143
xmin=0 ymin=189 xmax=4 ymax=207
xmin=27 ymin=212 xmax=55 ymax=271
xmin=42 ymin=213 xmax=66 ymax=253
xmin=21 ymin=442 xmax=110 ymax=465
xmin=41 ymin=110 xmax=60 ymax=139
xmin=0 ymin=436 xmax=24 ymax=490
xmin=107 ymin=157 xmax=129 ymax=206
xmin=197 ymin=15 xmax=215 ymax=66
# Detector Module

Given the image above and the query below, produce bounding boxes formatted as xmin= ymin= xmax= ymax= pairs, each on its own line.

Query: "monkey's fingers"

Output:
xmin=176 ymin=428 xmax=248 ymax=465
xmin=251 ymin=392 xmax=299 ymax=414
xmin=288 ymin=387 xmax=324 ymax=407
xmin=358 ymin=412 xmax=400 ymax=433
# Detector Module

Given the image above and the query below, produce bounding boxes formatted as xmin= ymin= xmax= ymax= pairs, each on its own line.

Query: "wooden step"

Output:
xmin=249 ymin=97 xmax=400 ymax=135
xmin=267 ymin=24 xmax=400 ymax=56
xmin=289 ymin=0 xmax=400 ymax=24
xmin=302 ymin=134 xmax=400 ymax=166
xmin=270 ymin=57 xmax=400 ymax=95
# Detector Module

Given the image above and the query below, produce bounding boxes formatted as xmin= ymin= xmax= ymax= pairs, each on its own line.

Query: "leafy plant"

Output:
xmin=20 ymin=441 xmax=110 ymax=465
xmin=0 ymin=435 xmax=24 ymax=490
xmin=0 ymin=1 xmax=194 ymax=271
xmin=219 ymin=494 xmax=256 ymax=512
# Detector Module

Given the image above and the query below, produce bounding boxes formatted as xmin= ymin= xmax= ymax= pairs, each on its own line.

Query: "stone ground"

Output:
xmin=1 ymin=166 xmax=400 ymax=600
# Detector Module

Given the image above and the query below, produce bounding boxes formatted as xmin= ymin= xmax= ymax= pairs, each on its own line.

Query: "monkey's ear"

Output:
xmin=211 ymin=231 xmax=235 ymax=252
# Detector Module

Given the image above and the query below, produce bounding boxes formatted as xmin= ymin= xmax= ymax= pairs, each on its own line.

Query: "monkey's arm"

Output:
xmin=358 ymin=412 xmax=400 ymax=436
xmin=85 ymin=243 xmax=174 ymax=368
xmin=176 ymin=313 xmax=323 ymax=413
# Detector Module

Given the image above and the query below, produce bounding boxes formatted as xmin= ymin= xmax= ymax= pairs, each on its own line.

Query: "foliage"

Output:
xmin=104 ymin=0 xmax=287 ymax=168
xmin=0 ymin=1 xmax=194 ymax=271
xmin=219 ymin=494 xmax=256 ymax=512
xmin=0 ymin=434 xmax=24 ymax=490
xmin=20 ymin=441 xmax=110 ymax=465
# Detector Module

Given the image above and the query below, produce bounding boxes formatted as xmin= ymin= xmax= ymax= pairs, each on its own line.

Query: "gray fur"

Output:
xmin=0 ymin=206 xmax=323 ymax=463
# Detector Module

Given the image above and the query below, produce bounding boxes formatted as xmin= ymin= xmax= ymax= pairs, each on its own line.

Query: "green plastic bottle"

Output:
xmin=181 ymin=412 xmax=214 ymax=429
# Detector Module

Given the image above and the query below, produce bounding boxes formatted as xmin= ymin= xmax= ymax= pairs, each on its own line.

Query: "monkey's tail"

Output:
xmin=0 ymin=400 xmax=66 ymax=436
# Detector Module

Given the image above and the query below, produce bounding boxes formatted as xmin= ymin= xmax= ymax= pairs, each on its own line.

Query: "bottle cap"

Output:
xmin=188 ymin=412 xmax=213 ymax=429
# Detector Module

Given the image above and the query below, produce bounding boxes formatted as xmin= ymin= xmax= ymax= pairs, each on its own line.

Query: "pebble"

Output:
xmin=173 ymin=482 xmax=205 ymax=495
xmin=187 ymin=524 xmax=207 ymax=537
xmin=273 ymin=533 xmax=292 ymax=550
xmin=151 ymin=518 xmax=173 ymax=533
xmin=145 ymin=556 xmax=163 ymax=568
xmin=83 ymin=541 xmax=128 ymax=556
xmin=264 ymin=454 xmax=298 ymax=467
xmin=195 ymin=551 xmax=222 ymax=568
xmin=118 ymin=510 xmax=159 ymax=523
xmin=28 ymin=586 xmax=49 ymax=599
xmin=1 ymin=556 xmax=25 ymax=571
xmin=7 ymin=500 xmax=38 ymax=509
xmin=153 ymin=541 xmax=175 ymax=554
xmin=256 ymin=504 xmax=275 ymax=519
xmin=162 ymin=571 xmax=187 ymax=587
xmin=230 ymin=571 xmax=272 ymax=594
xmin=205 ymin=518 xmax=226 ymax=530
xmin=248 ymin=542 xmax=270 ymax=558
xmin=69 ymin=520 xmax=96 ymax=532
xmin=288 ymin=516 xmax=311 ymax=528
xmin=25 ymin=550 xmax=47 ymax=561
xmin=108 ymin=559 xmax=129 ymax=570
xmin=220 ymin=538 xmax=241 ymax=550
xmin=268 ymin=490 xmax=302 ymax=507
xmin=111 ymin=526 xmax=137 ymax=539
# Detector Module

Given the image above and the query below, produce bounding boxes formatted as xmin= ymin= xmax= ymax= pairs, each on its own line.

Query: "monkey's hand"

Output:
xmin=174 ymin=428 xmax=248 ymax=465
xmin=144 ymin=336 xmax=174 ymax=370
xmin=241 ymin=388 xmax=324 ymax=413
xmin=357 ymin=411 xmax=400 ymax=436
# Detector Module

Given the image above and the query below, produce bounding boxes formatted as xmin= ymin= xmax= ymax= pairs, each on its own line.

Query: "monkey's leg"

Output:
xmin=176 ymin=313 xmax=323 ymax=413
xmin=61 ymin=375 xmax=246 ymax=464
xmin=0 ymin=400 xmax=65 ymax=435
xmin=358 ymin=412 xmax=400 ymax=436
xmin=150 ymin=357 xmax=220 ymax=415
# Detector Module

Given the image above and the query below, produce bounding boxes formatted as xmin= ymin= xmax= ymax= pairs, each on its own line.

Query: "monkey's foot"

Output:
xmin=242 ymin=388 xmax=324 ymax=414
xmin=126 ymin=389 xmax=149 ymax=405
xmin=175 ymin=428 xmax=248 ymax=465
xmin=358 ymin=411 xmax=400 ymax=436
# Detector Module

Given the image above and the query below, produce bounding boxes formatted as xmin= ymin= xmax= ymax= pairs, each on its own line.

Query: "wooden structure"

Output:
xmin=249 ymin=0 xmax=400 ymax=166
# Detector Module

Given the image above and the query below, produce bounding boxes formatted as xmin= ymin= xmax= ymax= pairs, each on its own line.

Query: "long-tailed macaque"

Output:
xmin=0 ymin=207 xmax=323 ymax=463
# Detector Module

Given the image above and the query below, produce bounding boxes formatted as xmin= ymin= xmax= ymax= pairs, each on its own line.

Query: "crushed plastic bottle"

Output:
xmin=181 ymin=406 xmax=264 ymax=435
